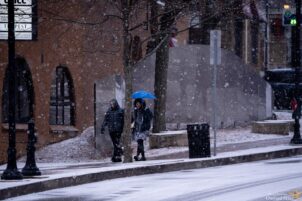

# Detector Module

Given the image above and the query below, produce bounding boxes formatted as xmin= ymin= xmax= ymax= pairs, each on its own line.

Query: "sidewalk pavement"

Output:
xmin=1 ymin=135 xmax=302 ymax=200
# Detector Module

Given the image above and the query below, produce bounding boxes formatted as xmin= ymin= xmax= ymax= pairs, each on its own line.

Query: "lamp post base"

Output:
xmin=22 ymin=166 xmax=41 ymax=176
xmin=290 ymin=118 xmax=302 ymax=144
xmin=22 ymin=119 xmax=41 ymax=176
xmin=1 ymin=148 xmax=23 ymax=180
xmin=290 ymin=138 xmax=302 ymax=144
xmin=1 ymin=169 xmax=23 ymax=180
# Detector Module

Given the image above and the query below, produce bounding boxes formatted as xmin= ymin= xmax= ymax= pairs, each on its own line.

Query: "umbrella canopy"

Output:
xmin=131 ymin=90 xmax=156 ymax=99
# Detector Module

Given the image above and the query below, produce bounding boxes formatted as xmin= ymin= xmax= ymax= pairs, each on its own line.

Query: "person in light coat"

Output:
xmin=132 ymin=98 xmax=153 ymax=161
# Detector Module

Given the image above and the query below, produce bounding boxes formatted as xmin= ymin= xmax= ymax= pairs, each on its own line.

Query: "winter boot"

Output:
xmin=139 ymin=156 xmax=146 ymax=161
xmin=112 ymin=156 xmax=122 ymax=162
xmin=134 ymin=156 xmax=139 ymax=161
xmin=111 ymin=156 xmax=116 ymax=162
xmin=114 ymin=156 xmax=122 ymax=162
xmin=134 ymin=146 xmax=141 ymax=161
xmin=140 ymin=151 xmax=146 ymax=161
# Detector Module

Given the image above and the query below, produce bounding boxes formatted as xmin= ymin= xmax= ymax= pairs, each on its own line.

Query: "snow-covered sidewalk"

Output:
xmin=1 ymin=112 xmax=302 ymax=200
xmin=0 ymin=111 xmax=293 ymax=165
xmin=15 ymin=124 xmax=293 ymax=164
xmin=1 ymin=143 xmax=302 ymax=200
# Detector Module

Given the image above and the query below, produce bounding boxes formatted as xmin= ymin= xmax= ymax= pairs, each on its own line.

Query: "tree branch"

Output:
xmin=129 ymin=3 xmax=188 ymax=31
xmin=133 ymin=34 xmax=169 ymax=66
xmin=40 ymin=8 xmax=123 ymax=26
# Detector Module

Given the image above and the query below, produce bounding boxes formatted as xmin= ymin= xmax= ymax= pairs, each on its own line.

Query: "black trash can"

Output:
xmin=187 ymin=123 xmax=210 ymax=158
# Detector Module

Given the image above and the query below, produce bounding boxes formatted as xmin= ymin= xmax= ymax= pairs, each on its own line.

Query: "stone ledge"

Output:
xmin=49 ymin=125 xmax=79 ymax=143
xmin=251 ymin=120 xmax=294 ymax=135
xmin=149 ymin=130 xmax=188 ymax=149
xmin=2 ymin=123 xmax=28 ymax=131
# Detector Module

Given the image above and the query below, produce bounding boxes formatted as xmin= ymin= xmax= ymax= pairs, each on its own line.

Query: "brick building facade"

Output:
xmin=0 ymin=0 xmax=267 ymax=164
xmin=0 ymin=1 xmax=130 ymax=163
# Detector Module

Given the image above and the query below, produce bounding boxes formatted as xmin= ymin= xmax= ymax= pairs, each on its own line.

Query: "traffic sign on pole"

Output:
xmin=210 ymin=30 xmax=221 ymax=65
xmin=210 ymin=29 xmax=221 ymax=157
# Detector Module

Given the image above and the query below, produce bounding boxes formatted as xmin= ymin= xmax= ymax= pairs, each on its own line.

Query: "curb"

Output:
xmin=1 ymin=146 xmax=302 ymax=200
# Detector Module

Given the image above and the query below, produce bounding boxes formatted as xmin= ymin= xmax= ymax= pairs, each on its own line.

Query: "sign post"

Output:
xmin=1 ymin=0 xmax=37 ymax=180
xmin=210 ymin=30 xmax=221 ymax=156
xmin=1 ymin=0 xmax=23 ymax=180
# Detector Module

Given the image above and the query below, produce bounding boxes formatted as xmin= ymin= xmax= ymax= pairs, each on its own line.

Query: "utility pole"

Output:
xmin=1 ymin=0 xmax=23 ymax=180
xmin=291 ymin=0 xmax=302 ymax=144
xmin=264 ymin=0 xmax=269 ymax=70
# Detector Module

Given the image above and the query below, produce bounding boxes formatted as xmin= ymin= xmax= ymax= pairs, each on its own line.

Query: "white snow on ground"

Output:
xmin=18 ymin=123 xmax=292 ymax=163
xmin=211 ymin=126 xmax=287 ymax=144
xmin=6 ymin=156 xmax=302 ymax=201
xmin=2 ymin=144 xmax=301 ymax=191
xmin=273 ymin=111 xmax=292 ymax=120
xmin=1 ymin=111 xmax=300 ymax=201
xmin=145 ymin=126 xmax=292 ymax=157
xmin=19 ymin=127 xmax=108 ymax=163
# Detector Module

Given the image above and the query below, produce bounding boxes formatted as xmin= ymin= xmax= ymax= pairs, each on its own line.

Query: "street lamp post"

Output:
xmin=22 ymin=119 xmax=41 ymax=176
xmin=1 ymin=0 xmax=23 ymax=180
xmin=264 ymin=0 xmax=269 ymax=70
xmin=291 ymin=0 xmax=302 ymax=144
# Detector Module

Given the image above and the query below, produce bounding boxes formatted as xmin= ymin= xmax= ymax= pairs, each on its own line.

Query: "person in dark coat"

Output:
xmin=101 ymin=99 xmax=124 ymax=162
xmin=132 ymin=98 xmax=153 ymax=161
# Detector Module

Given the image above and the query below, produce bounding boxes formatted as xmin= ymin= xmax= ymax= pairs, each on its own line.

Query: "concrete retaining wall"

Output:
xmin=251 ymin=120 xmax=294 ymax=135
xmin=134 ymin=45 xmax=267 ymax=128
xmin=149 ymin=131 xmax=188 ymax=149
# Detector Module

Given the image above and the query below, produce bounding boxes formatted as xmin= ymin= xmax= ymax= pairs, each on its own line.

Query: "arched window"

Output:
xmin=49 ymin=66 xmax=75 ymax=125
xmin=2 ymin=57 xmax=34 ymax=123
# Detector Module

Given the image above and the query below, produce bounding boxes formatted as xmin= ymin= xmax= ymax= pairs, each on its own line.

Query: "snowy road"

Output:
xmin=6 ymin=156 xmax=302 ymax=201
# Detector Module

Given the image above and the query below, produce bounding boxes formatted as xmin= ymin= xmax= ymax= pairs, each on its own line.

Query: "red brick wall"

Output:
xmin=0 ymin=1 xmax=130 ymax=164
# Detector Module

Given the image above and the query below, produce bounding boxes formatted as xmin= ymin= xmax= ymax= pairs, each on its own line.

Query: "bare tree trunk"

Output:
xmin=146 ymin=0 xmax=158 ymax=53
xmin=153 ymin=36 xmax=169 ymax=133
xmin=153 ymin=4 xmax=176 ymax=133
xmin=121 ymin=0 xmax=133 ymax=163
xmin=123 ymin=58 xmax=133 ymax=163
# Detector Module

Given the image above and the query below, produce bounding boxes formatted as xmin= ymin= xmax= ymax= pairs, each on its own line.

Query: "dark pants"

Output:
xmin=136 ymin=139 xmax=145 ymax=158
xmin=109 ymin=132 xmax=122 ymax=158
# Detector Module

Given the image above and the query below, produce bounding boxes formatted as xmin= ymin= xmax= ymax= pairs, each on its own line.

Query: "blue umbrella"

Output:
xmin=131 ymin=90 xmax=156 ymax=99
